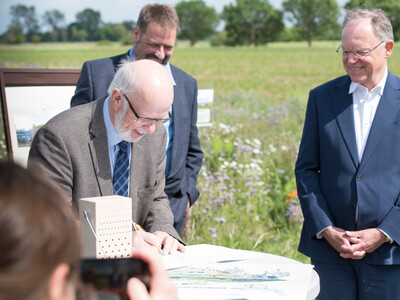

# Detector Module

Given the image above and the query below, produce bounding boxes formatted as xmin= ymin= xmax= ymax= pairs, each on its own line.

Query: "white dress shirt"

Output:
xmin=350 ymin=68 xmax=388 ymax=161
xmin=317 ymin=68 xmax=392 ymax=242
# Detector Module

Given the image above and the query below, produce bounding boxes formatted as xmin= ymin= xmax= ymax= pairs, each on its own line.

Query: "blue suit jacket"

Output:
xmin=295 ymin=71 xmax=400 ymax=265
xmin=71 ymin=51 xmax=203 ymax=231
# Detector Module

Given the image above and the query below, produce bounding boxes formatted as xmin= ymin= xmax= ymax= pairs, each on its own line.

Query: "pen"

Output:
xmin=132 ymin=221 xmax=166 ymax=255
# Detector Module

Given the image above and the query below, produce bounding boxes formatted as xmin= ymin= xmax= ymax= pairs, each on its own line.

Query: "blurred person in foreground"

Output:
xmin=295 ymin=7 xmax=400 ymax=300
xmin=71 ymin=4 xmax=203 ymax=234
xmin=29 ymin=59 xmax=184 ymax=254
xmin=0 ymin=161 xmax=177 ymax=300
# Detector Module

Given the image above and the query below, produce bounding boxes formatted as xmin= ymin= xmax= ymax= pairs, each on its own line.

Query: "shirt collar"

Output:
xmin=129 ymin=46 xmax=176 ymax=85
xmin=103 ymin=96 xmax=122 ymax=147
xmin=349 ymin=67 xmax=388 ymax=96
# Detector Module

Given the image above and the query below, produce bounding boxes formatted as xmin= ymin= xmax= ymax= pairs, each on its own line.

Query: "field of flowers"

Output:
xmin=188 ymin=93 xmax=307 ymax=262
xmin=1 ymin=41 xmax=400 ymax=263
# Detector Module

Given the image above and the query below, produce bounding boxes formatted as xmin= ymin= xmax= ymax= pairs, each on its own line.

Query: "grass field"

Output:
xmin=1 ymin=41 xmax=400 ymax=263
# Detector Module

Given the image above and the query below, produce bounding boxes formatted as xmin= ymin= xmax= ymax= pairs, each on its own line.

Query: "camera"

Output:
xmin=77 ymin=257 xmax=150 ymax=300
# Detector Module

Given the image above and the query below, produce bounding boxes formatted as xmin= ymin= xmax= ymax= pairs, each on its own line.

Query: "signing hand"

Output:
xmin=153 ymin=231 xmax=185 ymax=255
xmin=132 ymin=230 xmax=161 ymax=254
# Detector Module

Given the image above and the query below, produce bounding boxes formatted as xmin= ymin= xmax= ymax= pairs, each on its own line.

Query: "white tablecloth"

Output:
xmin=163 ymin=244 xmax=319 ymax=300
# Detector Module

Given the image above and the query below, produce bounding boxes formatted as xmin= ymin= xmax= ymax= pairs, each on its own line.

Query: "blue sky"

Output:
xmin=0 ymin=0 xmax=348 ymax=35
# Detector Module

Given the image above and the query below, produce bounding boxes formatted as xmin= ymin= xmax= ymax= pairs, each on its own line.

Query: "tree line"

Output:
xmin=2 ymin=0 xmax=399 ymax=47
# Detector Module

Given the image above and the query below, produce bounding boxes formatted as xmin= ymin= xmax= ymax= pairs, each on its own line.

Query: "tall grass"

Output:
xmin=1 ymin=41 xmax=400 ymax=263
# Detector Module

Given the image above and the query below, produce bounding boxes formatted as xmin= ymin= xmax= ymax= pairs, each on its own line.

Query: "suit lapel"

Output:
xmin=88 ymin=97 xmax=113 ymax=196
xmin=332 ymin=76 xmax=359 ymax=167
xmin=169 ymin=67 xmax=183 ymax=175
xmin=112 ymin=51 xmax=130 ymax=73
xmin=360 ymin=72 xmax=400 ymax=168
xmin=129 ymin=141 xmax=142 ymax=218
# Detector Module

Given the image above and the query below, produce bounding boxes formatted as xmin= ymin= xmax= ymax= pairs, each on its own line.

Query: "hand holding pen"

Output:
xmin=132 ymin=222 xmax=166 ymax=255
xmin=132 ymin=221 xmax=185 ymax=255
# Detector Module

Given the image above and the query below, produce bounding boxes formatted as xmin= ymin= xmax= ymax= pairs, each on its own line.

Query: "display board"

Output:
xmin=0 ymin=68 xmax=80 ymax=166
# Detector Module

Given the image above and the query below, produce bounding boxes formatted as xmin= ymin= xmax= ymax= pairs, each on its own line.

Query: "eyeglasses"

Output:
xmin=336 ymin=41 xmax=384 ymax=58
xmin=122 ymin=92 xmax=171 ymax=126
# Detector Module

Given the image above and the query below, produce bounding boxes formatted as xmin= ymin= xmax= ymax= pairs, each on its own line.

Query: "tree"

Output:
xmin=67 ymin=23 xmax=89 ymax=41
xmin=282 ymin=0 xmax=340 ymax=47
xmin=9 ymin=5 xmax=40 ymax=42
xmin=122 ymin=21 xmax=136 ymax=31
xmin=75 ymin=8 xmax=102 ymax=40
xmin=43 ymin=10 xmax=65 ymax=41
xmin=3 ymin=26 xmax=25 ymax=43
xmin=222 ymin=0 xmax=283 ymax=46
xmin=175 ymin=0 xmax=219 ymax=46
xmin=344 ymin=0 xmax=400 ymax=41
xmin=95 ymin=23 xmax=128 ymax=41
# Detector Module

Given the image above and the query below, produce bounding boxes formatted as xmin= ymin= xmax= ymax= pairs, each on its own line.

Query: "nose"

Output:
xmin=155 ymin=46 xmax=165 ymax=59
xmin=141 ymin=122 xmax=157 ymax=134
xmin=347 ymin=52 xmax=359 ymax=63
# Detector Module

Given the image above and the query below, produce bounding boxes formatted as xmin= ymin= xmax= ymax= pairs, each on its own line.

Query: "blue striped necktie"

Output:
xmin=113 ymin=141 xmax=129 ymax=196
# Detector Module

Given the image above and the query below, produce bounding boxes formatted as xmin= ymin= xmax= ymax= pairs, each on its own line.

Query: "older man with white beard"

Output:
xmin=29 ymin=59 xmax=185 ymax=254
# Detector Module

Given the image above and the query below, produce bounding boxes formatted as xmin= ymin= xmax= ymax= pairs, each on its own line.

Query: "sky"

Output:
xmin=0 ymin=0 xmax=348 ymax=35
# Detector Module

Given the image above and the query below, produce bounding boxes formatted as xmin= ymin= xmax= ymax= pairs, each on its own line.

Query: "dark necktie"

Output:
xmin=113 ymin=141 xmax=129 ymax=196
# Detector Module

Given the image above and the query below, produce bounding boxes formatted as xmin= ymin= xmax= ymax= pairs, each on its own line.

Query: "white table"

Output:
xmin=163 ymin=244 xmax=319 ymax=300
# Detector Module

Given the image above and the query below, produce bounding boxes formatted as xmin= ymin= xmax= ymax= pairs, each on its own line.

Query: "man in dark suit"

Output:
xmin=295 ymin=7 xmax=400 ymax=299
xmin=71 ymin=4 xmax=203 ymax=234
xmin=29 ymin=59 xmax=184 ymax=254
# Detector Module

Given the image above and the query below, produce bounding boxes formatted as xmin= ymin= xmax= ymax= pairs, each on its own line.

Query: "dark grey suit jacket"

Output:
xmin=28 ymin=97 xmax=181 ymax=241
xmin=71 ymin=51 xmax=203 ymax=232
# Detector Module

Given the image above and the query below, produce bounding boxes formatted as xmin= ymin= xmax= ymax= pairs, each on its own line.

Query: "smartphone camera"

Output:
xmin=77 ymin=257 xmax=150 ymax=300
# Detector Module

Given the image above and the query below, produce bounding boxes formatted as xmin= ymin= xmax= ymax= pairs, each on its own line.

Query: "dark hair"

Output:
xmin=0 ymin=161 xmax=80 ymax=300
xmin=137 ymin=4 xmax=180 ymax=35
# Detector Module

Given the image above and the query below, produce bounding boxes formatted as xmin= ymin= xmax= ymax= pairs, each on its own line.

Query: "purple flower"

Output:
xmin=208 ymin=227 xmax=217 ymax=239
xmin=214 ymin=217 xmax=227 ymax=223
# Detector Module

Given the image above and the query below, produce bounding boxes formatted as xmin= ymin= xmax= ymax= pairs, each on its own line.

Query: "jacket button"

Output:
xmin=357 ymin=174 xmax=362 ymax=181
xmin=350 ymin=203 xmax=356 ymax=208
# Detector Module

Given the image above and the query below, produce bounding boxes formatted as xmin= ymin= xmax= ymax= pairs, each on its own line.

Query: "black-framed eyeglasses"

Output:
xmin=122 ymin=92 xmax=171 ymax=126
xmin=336 ymin=41 xmax=385 ymax=58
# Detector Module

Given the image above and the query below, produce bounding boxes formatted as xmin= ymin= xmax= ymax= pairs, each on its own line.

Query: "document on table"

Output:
xmin=162 ymin=244 xmax=314 ymax=300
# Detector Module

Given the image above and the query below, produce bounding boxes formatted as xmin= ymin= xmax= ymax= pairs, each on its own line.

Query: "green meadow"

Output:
xmin=1 ymin=41 xmax=400 ymax=263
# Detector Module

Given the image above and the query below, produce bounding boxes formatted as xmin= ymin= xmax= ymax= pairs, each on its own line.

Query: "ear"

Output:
xmin=109 ymin=89 xmax=124 ymax=124
xmin=49 ymin=263 xmax=71 ymax=300
xmin=110 ymin=88 xmax=124 ymax=110
xmin=133 ymin=26 xmax=140 ymax=44
xmin=384 ymin=40 xmax=394 ymax=59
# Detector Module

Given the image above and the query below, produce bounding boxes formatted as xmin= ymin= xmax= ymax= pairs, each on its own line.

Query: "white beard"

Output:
xmin=114 ymin=106 xmax=144 ymax=143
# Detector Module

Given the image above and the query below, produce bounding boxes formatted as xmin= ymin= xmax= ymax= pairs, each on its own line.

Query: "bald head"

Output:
xmin=108 ymin=59 xmax=173 ymax=112
xmin=108 ymin=59 xmax=174 ymax=142
xmin=133 ymin=59 xmax=173 ymax=114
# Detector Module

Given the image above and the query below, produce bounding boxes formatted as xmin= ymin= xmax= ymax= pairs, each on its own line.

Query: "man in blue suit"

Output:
xmin=71 ymin=4 xmax=203 ymax=233
xmin=295 ymin=7 xmax=400 ymax=299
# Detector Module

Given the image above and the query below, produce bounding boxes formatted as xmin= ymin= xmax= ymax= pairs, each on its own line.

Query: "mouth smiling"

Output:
xmin=136 ymin=128 xmax=146 ymax=136
xmin=350 ymin=66 xmax=364 ymax=71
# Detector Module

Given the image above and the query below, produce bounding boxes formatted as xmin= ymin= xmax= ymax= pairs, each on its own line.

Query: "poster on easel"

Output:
xmin=0 ymin=68 xmax=80 ymax=166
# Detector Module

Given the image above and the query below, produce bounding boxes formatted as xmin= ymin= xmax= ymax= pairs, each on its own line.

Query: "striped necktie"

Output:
xmin=113 ymin=141 xmax=129 ymax=196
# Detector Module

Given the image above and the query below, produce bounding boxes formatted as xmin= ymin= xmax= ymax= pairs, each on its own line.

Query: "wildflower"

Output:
xmin=214 ymin=217 xmax=226 ymax=223
xmin=208 ymin=227 xmax=217 ymax=239
xmin=287 ymin=189 xmax=298 ymax=198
